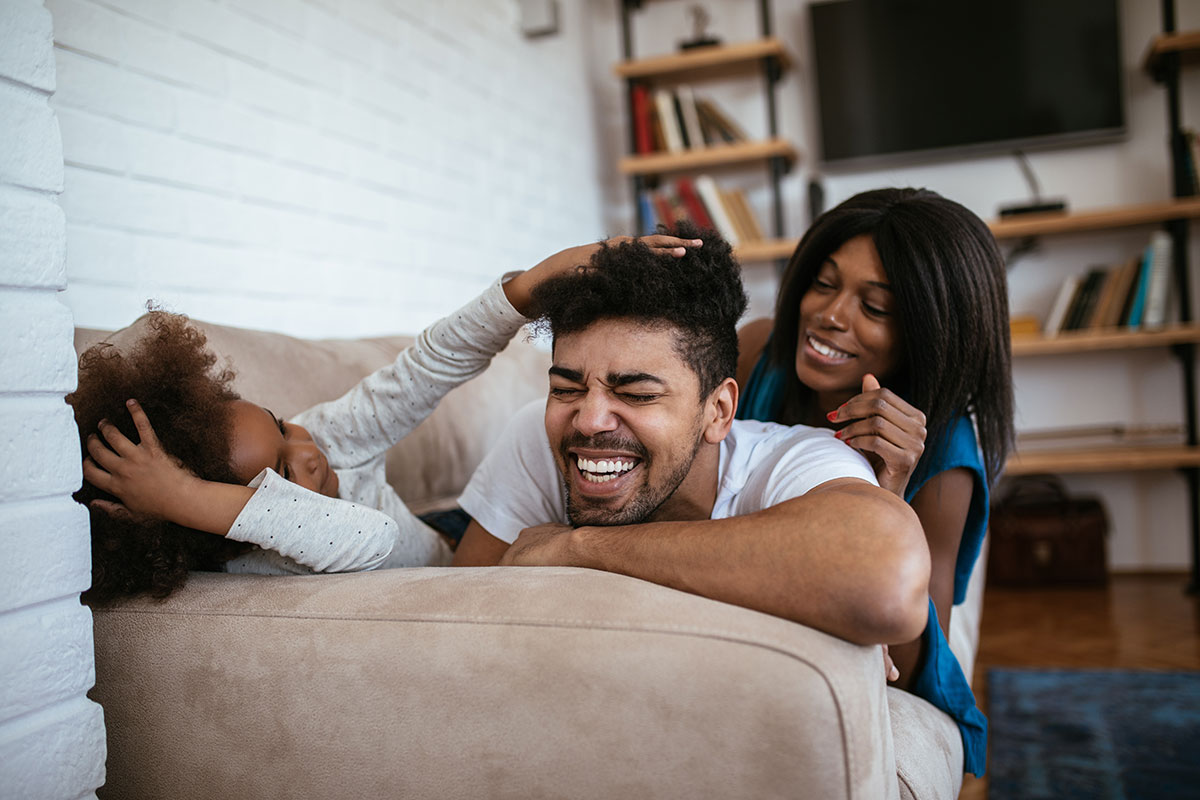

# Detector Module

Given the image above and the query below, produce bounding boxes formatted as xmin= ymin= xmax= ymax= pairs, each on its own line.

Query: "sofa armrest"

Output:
xmin=92 ymin=569 xmax=900 ymax=800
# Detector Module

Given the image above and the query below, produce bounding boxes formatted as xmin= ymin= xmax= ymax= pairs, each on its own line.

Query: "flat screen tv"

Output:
xmin=809 ymin=0 xmax=1126 ymax=169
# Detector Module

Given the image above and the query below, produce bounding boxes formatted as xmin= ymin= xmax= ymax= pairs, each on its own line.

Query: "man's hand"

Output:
xmin=82 ymin=399 xmax=197 ymax=522
xmin=500 ymin=522 xmax=579 ymax=566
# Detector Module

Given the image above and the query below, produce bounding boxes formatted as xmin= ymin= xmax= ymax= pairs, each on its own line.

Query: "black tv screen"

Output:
xmin=809 ymin=0 xmax=1125 ymax=168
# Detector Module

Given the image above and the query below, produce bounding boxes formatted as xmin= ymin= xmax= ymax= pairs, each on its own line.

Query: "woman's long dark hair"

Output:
xmin=768 ymin=187 xmax=1014 ymax=485
xmin=69 ymin=311 xmax=251 ymax=604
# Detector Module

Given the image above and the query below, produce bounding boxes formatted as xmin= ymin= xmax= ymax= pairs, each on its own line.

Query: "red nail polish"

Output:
xmin=826 ymin=410 xmax=838 ymax=422
xmin=834 ymin=430 xmax=844 ymax=439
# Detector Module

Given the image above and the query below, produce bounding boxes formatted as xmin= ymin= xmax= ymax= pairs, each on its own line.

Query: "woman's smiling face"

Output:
xmin=795 ymin=234 xmax=903 ymax=407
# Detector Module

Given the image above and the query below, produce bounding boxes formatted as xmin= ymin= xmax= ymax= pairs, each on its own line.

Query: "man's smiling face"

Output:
xmin=544 ymin=318 xmax=710 ymax=527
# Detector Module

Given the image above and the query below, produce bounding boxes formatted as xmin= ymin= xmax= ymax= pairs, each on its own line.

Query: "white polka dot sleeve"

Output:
xmin=223 ymin=468 xmax=395 ymax=574
xmin=293 ymin=274 xmax=528 ymax=469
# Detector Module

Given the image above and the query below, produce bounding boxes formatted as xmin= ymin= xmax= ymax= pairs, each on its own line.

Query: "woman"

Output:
xmin=72 ymin=234 xmax=700 ymax=604
xmin=736 ymin=187 xmax=1013 ymax=776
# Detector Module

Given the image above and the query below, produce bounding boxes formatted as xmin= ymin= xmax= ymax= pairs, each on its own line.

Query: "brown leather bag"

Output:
xmin=987 ymin=475 xmax=1109 ymax=586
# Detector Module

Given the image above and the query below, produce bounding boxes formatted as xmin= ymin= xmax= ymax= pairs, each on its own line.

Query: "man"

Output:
xmin=454 ymin=230 xmax=929 ymax=646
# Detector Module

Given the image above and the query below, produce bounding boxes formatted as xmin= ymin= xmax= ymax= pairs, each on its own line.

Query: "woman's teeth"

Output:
xmin=809 ymin=336 xmax=853 ymax=359
xmin=577 ymin=457 xmax=636 ymax=483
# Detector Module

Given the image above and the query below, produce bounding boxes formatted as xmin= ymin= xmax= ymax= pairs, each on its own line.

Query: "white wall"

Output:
xmin=589 ymin=0 xmax=1200 ymax=570
xmin=50 ymin=0 xmax=609 ymax=338
xmin=0 ymin=1 xmax=107 ymax=797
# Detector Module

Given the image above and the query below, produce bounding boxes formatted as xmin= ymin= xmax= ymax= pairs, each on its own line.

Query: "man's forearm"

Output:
xmin=525 ymin=480 xmax=931 ymax=645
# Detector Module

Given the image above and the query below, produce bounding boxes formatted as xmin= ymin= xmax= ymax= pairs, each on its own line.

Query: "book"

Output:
xmin=675 ymin=177 xmax=715 ymax=230
xmin=1043 ymin=274 xmax=1081 ymax=335
xmin=676 ymin=85 xmax=705 ymax=151
xmin=1094 ymin=257 xmax=1141 ymax=329
xmin=631 ymin=84 xmax=654 ymax=155
xmin=715 ymin=187 xmax=749 ymax=243
xmin=1075 ymin=267 xmax=1108 ymax=331
xmin=1010 ymin=315 xmax=1041 ymax=336
xmin=1125 ymin=245 xmax=1154 ymax=327
xmin=1061 ymin=268 xmax=1107 ymax=331
xmin=654 ymin=89 xmax=684 ymax=152
xmin=637 ymin=191 xmax=658 ymax=235
xmin=694 ymin=175 xmax=740 ymax=246
xmin=651 ymin=192 xmax=678 ymax=231
xmin=726 ymin=189 xmax=765 ymax=241
xmin=695 ymin=98 xmax=747 ymax=144
xmin=671 ymin=91 xmax=690 ymax=149
xmin=1141 ymin=230 xmax=1174 ymax=328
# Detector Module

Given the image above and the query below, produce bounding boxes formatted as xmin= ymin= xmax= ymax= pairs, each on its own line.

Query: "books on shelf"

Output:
xmin=632 ymin=84 xmax=747 ymax=155
xmin=1038 ymin=231 xmax=1178 ymax=337
xmin=637 ymin=174 xmax=767 ymax=248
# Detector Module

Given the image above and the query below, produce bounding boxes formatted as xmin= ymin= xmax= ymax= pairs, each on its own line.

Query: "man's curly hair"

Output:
xmin=68 ymin=311 xmax=251 ymax=605
xmin=529 ymin=222 xmax=748 ymax=397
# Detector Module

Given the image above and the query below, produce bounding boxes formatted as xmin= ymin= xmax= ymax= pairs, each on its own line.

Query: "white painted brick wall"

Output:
xmin=48 ymin=0 xmax=609 ymax=338
xmin=0 ymin=0 xmax=106 ymax=797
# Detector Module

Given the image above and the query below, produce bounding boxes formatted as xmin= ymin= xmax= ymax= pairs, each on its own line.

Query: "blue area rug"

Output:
xmin=988 ymin=668 xmax=1200 ymax=799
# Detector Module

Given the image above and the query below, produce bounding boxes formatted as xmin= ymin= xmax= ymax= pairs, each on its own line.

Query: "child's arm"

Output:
xmin=84 ymin=400 xmax=396 ymax=572
xmin=297 ymin=234 xmax=701 ymax=468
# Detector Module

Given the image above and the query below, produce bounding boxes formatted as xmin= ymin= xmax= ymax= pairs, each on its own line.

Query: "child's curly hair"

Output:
xmin=68 ymin=311 xmax=251 ymax=604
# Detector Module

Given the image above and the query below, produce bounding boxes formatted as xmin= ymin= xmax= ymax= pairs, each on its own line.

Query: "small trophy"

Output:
xmin=679 ymin=5 xmax=721 ymax=51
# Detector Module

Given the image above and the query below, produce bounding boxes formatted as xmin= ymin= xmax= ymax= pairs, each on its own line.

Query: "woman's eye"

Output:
xmin=864 ymin=303 xmax=891 ymax=317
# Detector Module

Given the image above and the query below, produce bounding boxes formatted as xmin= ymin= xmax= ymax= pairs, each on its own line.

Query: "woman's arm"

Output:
xmin=884 ymin=467 xmax=973 ymax=688
xmin=735 ymin=317 xmax=774 ymax=389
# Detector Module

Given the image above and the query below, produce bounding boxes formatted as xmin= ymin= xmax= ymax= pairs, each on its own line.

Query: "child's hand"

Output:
xmin=82 ymin=399 xmax=198 ymax=522
xmin=827 ymin=374 xmax=927 ymax=497
xmin=504 ymin=234 xmax=703 ymax=316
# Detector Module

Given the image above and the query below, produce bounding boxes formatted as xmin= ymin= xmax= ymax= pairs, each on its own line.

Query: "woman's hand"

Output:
xmin=503 ymin=234 xmax=703 ymax=316
xmin=828 ymin=374 xmax=927 ymax=497
xmin=82 ymin=399 xmax=198 ymax=522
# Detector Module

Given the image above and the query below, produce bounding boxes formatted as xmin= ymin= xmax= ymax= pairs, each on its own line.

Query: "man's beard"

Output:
xmin=559 ymin=430 xmax=705 ymax=527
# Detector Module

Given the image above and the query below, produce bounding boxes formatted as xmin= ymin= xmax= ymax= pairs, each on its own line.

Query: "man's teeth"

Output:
xmin=577 ymin=457 xmax=636 ymax=483
xmin=809 ymin=336 xmax=853 ymax=359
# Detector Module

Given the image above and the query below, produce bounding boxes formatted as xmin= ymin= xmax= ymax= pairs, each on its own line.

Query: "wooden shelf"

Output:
xmin=614 ymin=38 xmax=790 ymax=83
xmin=987 ymin=197 xmax=1200 ymax=240
xmin=735 ymin=238 xmax=797 ymax=264
xmin=1012 ymin=323 xmax=1200 ymax=356
xmin=1006 ymin=444 xmax=1200 ymax=476
xmin=1144 ymin=30 xmax=1200 ymax=75
xmin=618 ymin=138 xmax=797 ymax=176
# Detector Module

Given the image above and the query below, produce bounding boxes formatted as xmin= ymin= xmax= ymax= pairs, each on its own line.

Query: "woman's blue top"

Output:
xmin=739 ymin=355 xmax=989 ymax=776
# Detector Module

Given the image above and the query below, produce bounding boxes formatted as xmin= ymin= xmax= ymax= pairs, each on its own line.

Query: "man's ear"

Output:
xmin=703 ymin=377 xmax=738 ymax=444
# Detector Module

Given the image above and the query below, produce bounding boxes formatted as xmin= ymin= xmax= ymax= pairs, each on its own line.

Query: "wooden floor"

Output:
xmin=958 ymin=573 xmax=1200 ymax=800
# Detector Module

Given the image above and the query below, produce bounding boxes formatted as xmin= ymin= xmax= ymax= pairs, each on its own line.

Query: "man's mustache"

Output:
xmin=559 ymin=432 xmax=648 ymax=460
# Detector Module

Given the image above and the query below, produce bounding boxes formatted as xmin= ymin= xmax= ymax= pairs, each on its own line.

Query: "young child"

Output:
xmin=73 ymin=234 xmax=700 ymax=603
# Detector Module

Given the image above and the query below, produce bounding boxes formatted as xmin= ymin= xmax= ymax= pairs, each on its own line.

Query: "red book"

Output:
xmin=632 ymin=84 xmax=654 ymax=155
xmin=675 ymin=177 xmax=714 ymax=229
xmin=651 ymin=192 xmax=677 ymax=232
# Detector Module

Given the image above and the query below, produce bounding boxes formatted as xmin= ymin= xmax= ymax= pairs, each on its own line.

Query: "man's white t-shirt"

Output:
xmin=459 ymin=399 xmax=878 ymax=544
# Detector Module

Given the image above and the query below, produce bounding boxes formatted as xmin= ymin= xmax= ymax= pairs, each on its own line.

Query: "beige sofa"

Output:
xmin=77 ymin=316 xmax=984 ymax=800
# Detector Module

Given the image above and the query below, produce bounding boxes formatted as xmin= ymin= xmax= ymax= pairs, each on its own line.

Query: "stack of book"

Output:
xmin=630 ymin=84 xmax=748 ymax=154
xmin=1040 ymin=230 xmax=1175 ymax=336
xmin=637 ymin=175 xmax=764 ymax=247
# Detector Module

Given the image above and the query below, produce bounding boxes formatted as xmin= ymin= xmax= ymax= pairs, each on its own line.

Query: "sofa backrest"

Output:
xmin=75 ymin=315 xmax=551 ymax=514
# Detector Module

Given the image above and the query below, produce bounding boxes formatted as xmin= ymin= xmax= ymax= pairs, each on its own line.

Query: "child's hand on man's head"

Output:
xmin=504 ymin=234 xmax=703 ymax=316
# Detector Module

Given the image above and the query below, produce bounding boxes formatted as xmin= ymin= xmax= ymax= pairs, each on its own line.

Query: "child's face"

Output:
xmin=226 ymin=400 xmax=339 ymax=497
xmin=794 ymin=234 xmax=902 ymax=405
